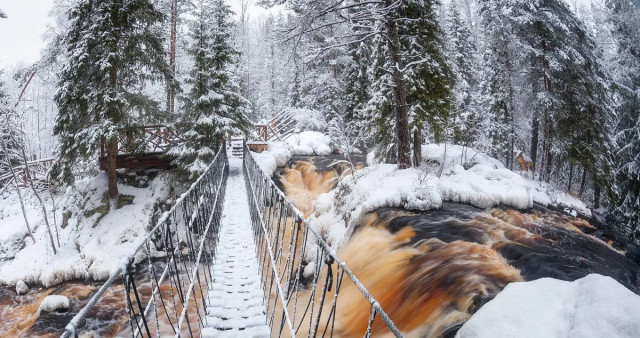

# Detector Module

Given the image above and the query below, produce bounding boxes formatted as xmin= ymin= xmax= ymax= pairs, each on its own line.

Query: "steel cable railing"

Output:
xmin=242 ymin=141 xmax=403 ymax=338
xmin=61 ymin=144 xmax=228 ymax=338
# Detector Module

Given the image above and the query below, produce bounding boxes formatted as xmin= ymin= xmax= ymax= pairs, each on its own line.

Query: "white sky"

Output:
xmin=0 ymin=0 xmax=596 ymax=69
xmin=0 ymin=0 xmax=54 ymax=68
xmin=0 ymin=0 xmax=277 ymax=68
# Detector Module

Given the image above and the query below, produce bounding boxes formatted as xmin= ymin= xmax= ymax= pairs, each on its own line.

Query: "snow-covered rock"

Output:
xmin=252 ymin=142 xmax=292 ymax=177
xmin=286 ymin=131 xmax=333 ymax=156
xmin=456 ymin=274 xmax=640 ymax=338
xmin=15 ymin=280 xmax=29 ymax=295
xmin=38 ymin=295 xmax=70 ymax=313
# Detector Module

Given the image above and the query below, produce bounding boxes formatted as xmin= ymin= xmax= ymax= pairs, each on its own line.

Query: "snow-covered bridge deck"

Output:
xmin=201 ymin=158 xmax=269 ymax=337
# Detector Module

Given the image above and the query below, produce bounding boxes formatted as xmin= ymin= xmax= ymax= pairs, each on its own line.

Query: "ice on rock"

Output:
xmin=16 ymin=280 xmax=29 ymax=295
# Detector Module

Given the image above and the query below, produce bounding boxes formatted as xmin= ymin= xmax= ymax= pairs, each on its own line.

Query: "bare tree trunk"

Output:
xmin=531 ymin=114 xmax=539 ymax=177
xmin=385 ymin=2 xmax=411 ymax=169
xmin=579 ymin=167 xmax=587 ymax=198
xmin=541 ymin=39 xmax=553 ymax=183
xmin=6 ymin=159 xmax=35 ymax=243
xmin=107 ymin=136 xmax=119 ymax=198
xmin=413 ymin=128 xmax=422 ymax=166
xmin=568 ymin=162 xmax=574 ymax=193
xmin=594 ymin=183 xmax=601 ymax=209
xmin=47 ymin=185 xmax=60 ymax=247
xmin=166 ymin=0 xmax=177 ymax=114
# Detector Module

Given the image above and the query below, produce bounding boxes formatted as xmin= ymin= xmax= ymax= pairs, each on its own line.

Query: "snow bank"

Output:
xmin=0 ymin=190 xmax=44 ymax=259
xmin=425 ymin=144 xmax=591 ymax=216
xmin=422 ymin=144 xmax=504 ymax=169
xmin=456 ymin=274 xmax=640 ymax=338
xmin=38 ymin=295 xmax=70 ymax=313
xmin=0 ymin=172 xmax=178 ymax=287
xmin=286 ymin=131 xmax=333 ymax=156
xmin=250 ymin=131 xmax=335 ymax=176
xmin=308 ymin=144 xmax=593 ymax=249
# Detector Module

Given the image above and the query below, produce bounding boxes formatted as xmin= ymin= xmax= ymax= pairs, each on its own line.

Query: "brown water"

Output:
xmin=277 ymin=159 xmax=640 ymax=337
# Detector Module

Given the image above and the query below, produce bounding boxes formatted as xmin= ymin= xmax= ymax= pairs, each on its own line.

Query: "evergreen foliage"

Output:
xmin=52 ymin=0 xmax=173 ymax=191
xmin=169 ymin=0 xmax=250 ymax=178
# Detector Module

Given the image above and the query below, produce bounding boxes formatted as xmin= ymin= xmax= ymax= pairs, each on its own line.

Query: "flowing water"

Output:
xmin=276 ymin=158 xmax=640 ymax=337
xmin=0 ymin=259 xmax=204 ymax=337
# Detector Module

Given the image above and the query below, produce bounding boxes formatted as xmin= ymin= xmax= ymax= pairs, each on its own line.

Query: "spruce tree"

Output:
xmin=343 ymin=40 xmax=372 ymax=146
xmin=445 ymin=0 xmax=479 ymax=146
xmin=606 ymin=0 xmax=640 ymax=236
xmin=169 ymin=0 xmax=250 ymax=178
xmin=403 ymin=0 xmax=453 ymax=148
xmin=363 ymin=0 xmax=452 ymax=164
xmin=53 ymin=0 xmax=173 ymax=198
xmin=0 ymin=71 xmax=21 ymax=173
xmin=515 ymin=0 xmax=615 ymax=193
xmin=478 ymin=0 xmax=516 ymax=166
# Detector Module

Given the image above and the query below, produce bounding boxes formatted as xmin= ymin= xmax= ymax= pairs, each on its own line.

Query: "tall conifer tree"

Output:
xmin=53 ymin=0 xmax=173 ymax=198
xmin=169 ymin=0 xmax=250 ymax=178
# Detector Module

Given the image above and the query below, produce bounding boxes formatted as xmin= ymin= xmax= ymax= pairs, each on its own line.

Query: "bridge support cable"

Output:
xmin=242 ymin=141 xmax=404 ymax=337
xmin=61 ymin=144 xmax=228 ymax=338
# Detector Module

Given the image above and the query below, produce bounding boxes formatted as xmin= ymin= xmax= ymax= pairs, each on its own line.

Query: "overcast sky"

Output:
xmin=0 ymin=0 xmax=54 ymax=67
xmin=0 ymin=0 xmax=276 ymax=68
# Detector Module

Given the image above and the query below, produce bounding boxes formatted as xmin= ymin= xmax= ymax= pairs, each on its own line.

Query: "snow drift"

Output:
xmin=251 ymin=131 xmax=334 ymax=177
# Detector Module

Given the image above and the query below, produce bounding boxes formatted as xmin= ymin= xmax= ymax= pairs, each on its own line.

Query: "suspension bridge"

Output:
xmin=59 ymin=141 xmax=403 ymax=338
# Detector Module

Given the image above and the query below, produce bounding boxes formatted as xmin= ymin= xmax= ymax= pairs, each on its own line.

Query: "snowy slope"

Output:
xmin=0 ymin=172 xmax=180 ymax=287
xmin=456 ymin=274 xmax=640 ymax=338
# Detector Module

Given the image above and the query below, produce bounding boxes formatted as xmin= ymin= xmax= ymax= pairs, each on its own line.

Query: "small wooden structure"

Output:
xmin=248 ymin=124 xmax=268 ymax=153
xmin=99 ymin=125 xmax=184 ymax=170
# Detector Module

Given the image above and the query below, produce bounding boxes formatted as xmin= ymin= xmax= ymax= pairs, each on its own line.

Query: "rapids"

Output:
xmin=0 ymin=260 xmax=202 ymax=337
xmin=276 ymin=158 xmax=640 ymax=337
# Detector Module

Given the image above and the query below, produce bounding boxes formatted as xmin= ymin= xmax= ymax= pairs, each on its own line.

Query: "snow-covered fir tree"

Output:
xmin=52 ymin=0 xmax=173 ymax=198
xmin=477 ymin=0 xmax=517 ymax=167
xmin=343 ymin=40 xmax=373 ymax=146
xmin=169 ymin=0 xmax=250 ymax=178
xmin=445 ymin=0 xmax=479 ymax=147
xmin=605 ymin=0 xmax=640 ymax=236
xmin=0 ymin=71 xmax=21 ymax=173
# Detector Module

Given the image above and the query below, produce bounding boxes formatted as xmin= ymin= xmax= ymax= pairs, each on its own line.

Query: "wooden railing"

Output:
xmin=0 ymin=157 xmax=55 ymax=196
xmin=99 ymin=125 xmax=185 ymax=170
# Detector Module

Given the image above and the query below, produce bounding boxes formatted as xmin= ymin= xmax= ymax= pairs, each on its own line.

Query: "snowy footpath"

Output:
xmin=201 ymin=157 xmax=270 ymax=338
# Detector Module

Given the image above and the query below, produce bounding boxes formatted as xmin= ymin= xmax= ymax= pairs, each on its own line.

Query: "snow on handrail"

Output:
xmin=61 ymin=143 xmax=228 ymax=338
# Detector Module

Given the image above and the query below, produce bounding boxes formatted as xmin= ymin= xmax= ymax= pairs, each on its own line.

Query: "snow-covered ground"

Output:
xmin=456 ymin=274 xmax=640 ymax=338
xmin=0 ymin=172 xmax=181 ymax=287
